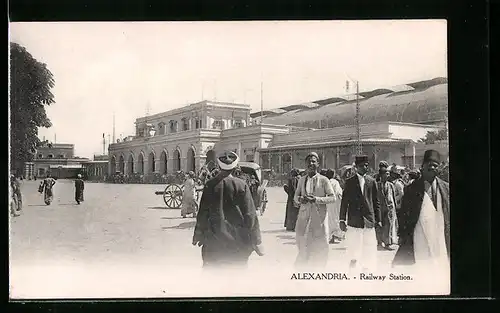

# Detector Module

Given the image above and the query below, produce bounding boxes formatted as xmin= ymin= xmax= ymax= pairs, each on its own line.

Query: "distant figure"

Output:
xmin=283 ymin=168 xmax=300 ymax=231
xmin=181 ymin=171 xmax=198 ymax=218
xmin=376 ymin=162 xmax=398 ymax=250
xmin=12 ymin=174 xmax=23 ymax=213
xmin=40 ymin=173 xmax=56 ymax=205
xmin=10 ymin=175 xmax=20 ymax=217
xmin=193 ymin=151 xmax=264 ymax=269
xmin=75 ymin=174 xmax=85 ymax=204
xmin=325 ymin=169 xmax=344 ymax=244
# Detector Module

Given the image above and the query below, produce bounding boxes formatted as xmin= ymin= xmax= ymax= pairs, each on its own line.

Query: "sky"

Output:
xmin=9 ymin=20 xmax=447 ymax=158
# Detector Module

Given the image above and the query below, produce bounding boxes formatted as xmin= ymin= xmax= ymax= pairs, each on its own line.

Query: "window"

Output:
xmin=181 ymin=118 xmax=189 ymax=131
xmin=212 ymin=119 xmax=223 ymax=130
xmin=48 ymin=154 xmax=54 ymax=158
xmin=158 ymin=122 xmax=166 ymax=135
xmin=58 ymin=154 xmax=65 ymax=158
xmin=234 ymin=119 xmax=243 ymax=128
xmin=37 ymin=154 xmax=43 ymax=159
xmin=169 ymin=120 xmax=178 ymax=133
xmin=195 ymin=118 xmax=201 ymax=129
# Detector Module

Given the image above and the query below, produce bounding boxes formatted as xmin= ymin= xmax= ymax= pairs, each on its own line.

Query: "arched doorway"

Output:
xmin=119 ymin=155 xmax=125 ymax=174
xmin=160 ymin=150 xmax=168 ymax=174
xmin=173 ymin=149 xmax=181 ymax=172
xmin=110 ymin=156 xmax=117 ymax=174
xmin=206 ymin=149 xmax=216 ymax=170
xmin=187 ymin=148 xmax=196 ymax=173
xmin=127 ymin=154 xmax=134 ymax=174
xmin=148 ymin=151 xmax=155 ymax=173
xmin=138 ymin=153 xmax=144 ymax=174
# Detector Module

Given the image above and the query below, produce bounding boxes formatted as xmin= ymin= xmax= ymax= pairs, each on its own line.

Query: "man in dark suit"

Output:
xmin=393 ymin=150 xmax=450 ymax=280
xmin=339 ymin=155 xmax=381 ymax=271
xmin=192 ymin=151 xmax=264 ymax=270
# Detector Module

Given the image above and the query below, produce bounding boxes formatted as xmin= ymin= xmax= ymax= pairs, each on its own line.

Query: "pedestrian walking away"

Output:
xmin=294 ymin=152 xmax=335 ymax=270
xmin=75 ymin=174 xmax=85 ymax=204
xmin=192 ymin=151 xmax=264 ymax=270
xmin=340 ymin=155 xmax=381 ymax=272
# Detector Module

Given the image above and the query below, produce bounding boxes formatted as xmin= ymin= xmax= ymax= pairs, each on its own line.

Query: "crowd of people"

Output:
xmin=9 ymin=172 xmax=86 ymax=218
xmin=190 ymin=148 xmax=449 ymax=277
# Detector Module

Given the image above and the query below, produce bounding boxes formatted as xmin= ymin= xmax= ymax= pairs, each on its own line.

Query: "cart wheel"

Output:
xmin=163 ymin=184 xmax=183 ymax=209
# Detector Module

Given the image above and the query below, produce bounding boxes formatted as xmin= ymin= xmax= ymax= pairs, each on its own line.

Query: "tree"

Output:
xmin=10 ymin=42 xmax=55 ymax=174
xmin=418 ymin=129 xmax=448 ymax=144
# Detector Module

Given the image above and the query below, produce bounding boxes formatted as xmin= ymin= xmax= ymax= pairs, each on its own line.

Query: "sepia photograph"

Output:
xmin=9 ymin=20 xmax=450 ymax=298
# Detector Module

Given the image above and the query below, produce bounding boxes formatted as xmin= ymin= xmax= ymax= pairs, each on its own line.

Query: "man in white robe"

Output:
xmin=294 ymin=152 xmax=335 ymax=269
xmin=325 ymin=169 xmax=344 ymax=244
xmin=393 ymin=149 xmax=450 ymax=291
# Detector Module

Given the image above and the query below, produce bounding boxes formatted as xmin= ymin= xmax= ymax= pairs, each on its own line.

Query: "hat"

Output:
xmin=188 ymin=171 xmax=196 ymax=178
xmin=379 ymin=161 xmax=389 ymax=169
xmin=423 ymin=149 xmax=441 ymax=164
xmin=217 ymin=151 xmax=240 ymax=170
xmin=354 ymin=155 xmax=369 ymax=165
xmin=77 ymin=174 xmax=82 ymax=178
xmin=305 ymin=152 xmax=319 ymax=161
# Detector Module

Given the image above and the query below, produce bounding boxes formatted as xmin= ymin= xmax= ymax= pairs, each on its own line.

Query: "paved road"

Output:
xmin=10 ymin=180 xmax=410 ymax=298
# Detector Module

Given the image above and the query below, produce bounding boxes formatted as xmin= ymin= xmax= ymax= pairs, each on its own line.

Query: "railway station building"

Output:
xmin=108 ymin=77 xmax=448 ymax=176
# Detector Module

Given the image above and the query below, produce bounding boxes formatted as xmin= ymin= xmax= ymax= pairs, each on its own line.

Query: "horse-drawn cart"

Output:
xmin=154 ymin=161 xmax=268 ymax=213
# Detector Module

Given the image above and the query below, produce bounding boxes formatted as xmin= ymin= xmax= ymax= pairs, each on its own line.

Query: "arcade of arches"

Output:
xmin=109 ymin=147 xmax=200 ymax=175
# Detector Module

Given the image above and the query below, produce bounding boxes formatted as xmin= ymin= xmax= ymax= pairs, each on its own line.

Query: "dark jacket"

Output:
xmin=193 ymin=173 xmax=262 ymax=257
xmin=340 ymin=174 xmax=381 ymax=228
xmin=393 ymin=177 xmax=450 ymax=266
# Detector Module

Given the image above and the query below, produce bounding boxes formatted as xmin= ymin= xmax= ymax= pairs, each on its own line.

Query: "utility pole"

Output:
xmin=355 ymin=81 xmax=362 ymax=155
xmin=260 ymin=81 xmax=264 ymax=124
xmin=112 ymin=113 xmax=116 ymax=144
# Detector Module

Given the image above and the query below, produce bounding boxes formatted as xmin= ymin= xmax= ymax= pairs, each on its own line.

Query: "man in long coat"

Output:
xmin=75 ymin=174 xmax=85 ymax=204
xmin=192 ymin=151 xmax=264 ymax=269
xmin=393 ymin=150 xmax=450 ymax=283
xmin=294 ymin=152 xmax=335 ymax=269
xmin=284 ymin=168 xmax=300 ymax=231
xmin=340 ymin=155 xmax=381 ymax=271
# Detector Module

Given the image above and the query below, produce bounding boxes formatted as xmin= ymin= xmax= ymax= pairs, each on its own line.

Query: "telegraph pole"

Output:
xmin=355 ymin=81 xmax=362 ymax=155
xmin=260 ymin=81 xmax=264 ymax=124
xmin=112 ymin=112 xmax=116 ymax=144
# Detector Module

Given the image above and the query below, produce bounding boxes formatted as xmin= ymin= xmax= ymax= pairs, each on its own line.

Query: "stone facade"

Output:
xmin=109 ymin=98 xmax=446 ymax=176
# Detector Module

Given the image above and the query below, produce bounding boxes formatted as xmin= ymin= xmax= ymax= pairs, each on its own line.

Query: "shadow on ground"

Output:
xmin=261 ymin=229 xmax=288 ymax=234
xmin=277 ymin=235 xmax=295 ymax=240
xmin=148 ymin=207 xmax=180 ymax=211
xmin=162 ymin=221 xmax=196 ymax=230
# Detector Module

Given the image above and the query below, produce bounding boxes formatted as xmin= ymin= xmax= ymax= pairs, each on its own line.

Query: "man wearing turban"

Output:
xmin=192 ymin=151 xmax=264 ymax=269
xmin=393 ymin=150 xmax=450 ymax=291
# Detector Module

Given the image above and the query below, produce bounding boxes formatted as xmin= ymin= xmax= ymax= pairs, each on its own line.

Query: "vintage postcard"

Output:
xmin=9 ymin=20 xmax=449 ymax=299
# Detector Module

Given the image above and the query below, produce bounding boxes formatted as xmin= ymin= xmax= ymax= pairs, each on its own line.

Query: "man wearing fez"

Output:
xmin=294 ymin=152 xmax=335 ymax=269
xmin=340 ymin=155 xmax=381 ymax=271
xmin=192 ymin=151 xmax=264 ymax=269
xmin=393 ymin=150 xmax=450 ymax=281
